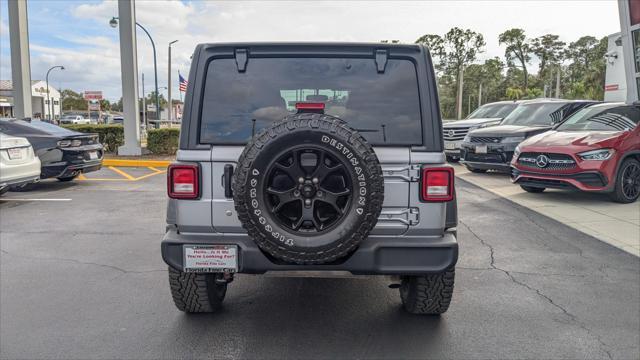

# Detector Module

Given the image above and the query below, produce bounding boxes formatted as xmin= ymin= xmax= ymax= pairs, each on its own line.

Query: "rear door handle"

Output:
xmin=224 ymin=164 xmax=234 ymax=198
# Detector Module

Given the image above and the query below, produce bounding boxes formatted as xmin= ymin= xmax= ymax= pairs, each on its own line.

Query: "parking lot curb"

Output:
xmin=102 ymin=159 xmax=171 ymax=168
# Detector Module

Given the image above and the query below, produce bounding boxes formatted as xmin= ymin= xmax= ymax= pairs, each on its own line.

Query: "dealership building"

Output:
xmin=618 ymin=0 xmax=640 ymax=102
xmin=0 ymin=80 xmax=61 ymax=120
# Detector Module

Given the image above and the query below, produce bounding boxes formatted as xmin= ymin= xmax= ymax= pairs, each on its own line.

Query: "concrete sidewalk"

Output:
xmin=453 ymin=163 xmax=640 ymax=257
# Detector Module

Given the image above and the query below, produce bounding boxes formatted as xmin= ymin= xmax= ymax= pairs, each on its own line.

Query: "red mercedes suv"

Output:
xmin=511 ymin=103 xmax=640 ymax=203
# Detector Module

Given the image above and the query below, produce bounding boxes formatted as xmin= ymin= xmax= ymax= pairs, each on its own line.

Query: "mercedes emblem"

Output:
xmin=535 ymin=154 xmax=549 ymax=168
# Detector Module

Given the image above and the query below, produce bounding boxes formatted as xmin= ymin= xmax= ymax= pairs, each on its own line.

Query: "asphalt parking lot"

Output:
xmin=1 ymin=168 xmax=639 ymax=359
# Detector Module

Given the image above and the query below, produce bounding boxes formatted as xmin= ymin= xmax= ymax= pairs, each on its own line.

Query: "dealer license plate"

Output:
xmin=7 ymin=148 xmax=23 ymax=160
xmin=445 ymin=142 xmax=458 ymax=150
xmin=183 ymin=245 xmax=238 ymax=273
xmin=475 ymin=145 xmax=488 ymax=154
xmin=88 ymin=151 xmax=98 ymax=160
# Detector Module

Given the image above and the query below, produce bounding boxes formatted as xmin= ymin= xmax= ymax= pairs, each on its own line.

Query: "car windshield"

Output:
xmin=199 ymin=57 xmax=423 ymax=145
xmin=467 ymin=103 xmax=517 ymax=119
xmin=556 ymin=104 xmax=639 ymax=131
xmin=500 ymin=103 xmax=566 ymax=126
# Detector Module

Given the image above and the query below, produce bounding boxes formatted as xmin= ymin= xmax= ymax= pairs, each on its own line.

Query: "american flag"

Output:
xmin=179 ymin=74 xmax=188 ymax=92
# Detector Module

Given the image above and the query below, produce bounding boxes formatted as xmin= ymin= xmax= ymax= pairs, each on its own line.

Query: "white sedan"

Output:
xmin=0 ymin=133 xmax=41 ymax=195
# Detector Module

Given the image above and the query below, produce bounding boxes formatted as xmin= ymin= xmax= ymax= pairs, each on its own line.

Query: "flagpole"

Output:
xmin=178 ymin=70 xmax=183 ymax=102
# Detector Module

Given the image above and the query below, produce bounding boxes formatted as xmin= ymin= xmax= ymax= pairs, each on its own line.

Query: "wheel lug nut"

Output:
xmin=298 ymin=177 xmax=304 ymax=183
xmin=312 ymin=178 xmax=319 ymax=184
xmin=305 ymin=199 xmax=311 ymax=206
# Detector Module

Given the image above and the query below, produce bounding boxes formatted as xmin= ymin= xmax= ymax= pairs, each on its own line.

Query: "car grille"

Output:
xmin=519 ymin=177 xmax=575 ymax=189
xmin=443 ymin=126 xmax=470 ymax=141
xmin=469 ymin=136 xmax=502 ymax=143
xmin=464 ymin=152 xmax=510 ymax=164
xmin=517 ymin=152 xmax=576 ymax=170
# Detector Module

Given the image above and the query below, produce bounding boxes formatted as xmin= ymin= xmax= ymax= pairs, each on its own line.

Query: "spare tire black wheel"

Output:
xmin=232 ymin=113 xmax=384 ymax=264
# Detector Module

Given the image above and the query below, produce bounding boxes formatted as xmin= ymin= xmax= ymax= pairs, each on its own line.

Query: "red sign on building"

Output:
xmin=83 ymin=91 xmax=103 ymax=101
xmin=630 ymin=0 xmax=640 ymax=26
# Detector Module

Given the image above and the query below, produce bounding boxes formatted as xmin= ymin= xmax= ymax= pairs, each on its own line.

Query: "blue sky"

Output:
xmin=1 ymin=0 xmax=621 ymax=101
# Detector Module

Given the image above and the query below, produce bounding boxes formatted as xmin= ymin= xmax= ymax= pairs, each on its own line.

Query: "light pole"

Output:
xmin=168 ymin=40 xmax=178 ymax=122
xmin=110 ymin=16 xmax=159 ymax=120
xmin=46 ymin=65 xmax=64 ymax=122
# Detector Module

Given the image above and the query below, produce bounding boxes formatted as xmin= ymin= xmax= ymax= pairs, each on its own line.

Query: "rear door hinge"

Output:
xmin=408 ymin=165 xmax=422 ymax=181
xmin=382 ymin=165 xmax=421 ymax=182
xmin=235 ymin=48 xmax=248 ymax=72
xmin=375 ymin=49 xmax=388 ymax=73
xmin=408 ymin=208 xmax=420 ymax=226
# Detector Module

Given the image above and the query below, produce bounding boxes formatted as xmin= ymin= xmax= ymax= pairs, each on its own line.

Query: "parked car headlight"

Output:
xmin=501 ymin=136 xmax=525 ymax=143
xmin=463 ymin=134 xmax=471 ymax=142
xmin=513 ymin=145 xmax=521 ymax=159
xmin=578 ymin=149 xmax=614 ymax=161
xmin=57 ymin=140 xmax=71 ymax=147
xmin=474 ymin=120 xmax=501 ymax=129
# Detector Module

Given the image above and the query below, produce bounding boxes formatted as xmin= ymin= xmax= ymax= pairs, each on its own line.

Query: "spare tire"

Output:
xmin=232 ymin=113 xmax=384 ymax=264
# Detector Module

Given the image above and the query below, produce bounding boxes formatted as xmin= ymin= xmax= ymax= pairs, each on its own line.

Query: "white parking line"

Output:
xmin=1 ymin=198 xmax=72 ymax=202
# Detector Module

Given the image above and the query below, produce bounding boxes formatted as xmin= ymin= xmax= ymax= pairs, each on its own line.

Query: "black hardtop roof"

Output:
xmin=197 ymin=42 xmax=425 ymax=57
xmin=201 ymin=41 xmax=421 ymax=49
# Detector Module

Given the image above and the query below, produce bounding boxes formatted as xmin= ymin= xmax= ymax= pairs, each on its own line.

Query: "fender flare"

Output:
xmin=610 ymin=150 xmax=640 ymax=191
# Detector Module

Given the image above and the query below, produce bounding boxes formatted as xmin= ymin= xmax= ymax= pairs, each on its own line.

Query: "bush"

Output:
xmin=147 ymin=128 xmax=180 ymax=155
xmin=62 ymin=124 xmax=124 ymax=153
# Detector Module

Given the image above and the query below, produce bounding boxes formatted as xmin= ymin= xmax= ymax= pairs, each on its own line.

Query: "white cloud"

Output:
xmin=1 ymin=0 xmax=622 ymax=100
xmin=0 ymin=17 xmax=8 ymax=35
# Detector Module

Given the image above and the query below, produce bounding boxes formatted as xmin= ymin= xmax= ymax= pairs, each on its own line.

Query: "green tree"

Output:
xmin=99 ymin=99 xmax=111 ymax=111
xmin=564 ymin=36 xmax=607 ymax=100
xmin=505 ymin=87 xmax=524 ymax=100
xmin=61 ymin=89 xmax=87 ymax=111
xmin=145 ymin=91 xmax=167 ymax=111
xmin=531 ymin=34 xmax=565 ymax=77
xmin=499 ymin=28 xmax=532 ymax=90
xmin=416 ymin=27 xmax=485 ymax=119
xmin=111 ymin=98 xmax=123 ymax=112
xmin=462 ymin=57 xmax=506 ymax=116
xmin=531 ymin=34 xmax=565 ymax=93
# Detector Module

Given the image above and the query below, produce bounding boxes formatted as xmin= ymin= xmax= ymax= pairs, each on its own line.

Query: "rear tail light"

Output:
xmin=421 ymin=167 xmax=454 ymax=202
xmin=168 ymin=164 xmax=200 ymax=199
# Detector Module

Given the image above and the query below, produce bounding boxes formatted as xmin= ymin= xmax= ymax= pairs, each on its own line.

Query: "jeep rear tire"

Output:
xmin=168 ymin=267 xmax=227 ymax=313
xmin=232 ymin=113 xmax=384 ymax=264
xmin=400 ymin=268 xmax=455 ymax=315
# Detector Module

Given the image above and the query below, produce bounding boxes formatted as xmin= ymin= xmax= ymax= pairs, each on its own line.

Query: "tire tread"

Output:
xmin=168 ymin=267 xmax=225 ymax=313
xmin=232 ymin=113 xmax=384 ymax=264
xmin=400 ymin=268 xmax=455 ymax=315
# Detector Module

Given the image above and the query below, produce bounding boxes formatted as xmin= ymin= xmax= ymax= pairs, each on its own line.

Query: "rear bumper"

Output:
xmin=511 ymin=167 xmax=610 ymax=192
xmin=0 ymin=158 xmax=41 ymax=188
xmin=0 ymin=174 xmax=39 ymax=190
xmin=161 ymin=227 xmax=458 ymax=275
xmin=42 ymin=160 xmax=102 ymax=178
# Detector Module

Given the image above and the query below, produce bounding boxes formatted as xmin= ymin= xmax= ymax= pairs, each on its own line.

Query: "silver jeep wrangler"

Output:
xmin=162 ymin=43 xmax=458 ymax=315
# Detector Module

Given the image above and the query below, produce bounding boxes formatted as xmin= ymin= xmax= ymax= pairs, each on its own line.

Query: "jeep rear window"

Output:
xmin=199 ymin=57 xmax=422 ymax=145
